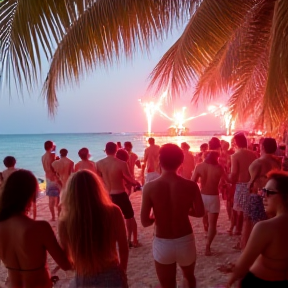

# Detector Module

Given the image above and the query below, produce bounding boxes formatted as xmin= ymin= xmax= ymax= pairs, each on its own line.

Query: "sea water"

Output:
xmin=0 ymin=132 xmax=222 ymax=177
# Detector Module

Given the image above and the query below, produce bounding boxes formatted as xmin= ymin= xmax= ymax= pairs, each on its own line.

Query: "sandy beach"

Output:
xmin=0 ymin=189 xmax=241 ymax=288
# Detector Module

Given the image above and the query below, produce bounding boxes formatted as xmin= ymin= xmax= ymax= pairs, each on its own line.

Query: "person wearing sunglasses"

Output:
xmin=227 ymin=171 xmax=288 ymax=287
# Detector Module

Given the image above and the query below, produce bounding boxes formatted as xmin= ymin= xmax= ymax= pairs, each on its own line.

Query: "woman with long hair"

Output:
xmin=59 ymin=170 xmax=129 ymax=287
xmin=227 ymin=171 xmax=288 ymax=287
xmin=0 ymin=169 xmax=71 ymax=288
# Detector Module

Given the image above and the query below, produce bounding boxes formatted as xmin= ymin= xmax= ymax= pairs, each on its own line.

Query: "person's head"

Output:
xmin=209 ymin=137 xmax=221 ymax=151
xmin=116 ymin=142 xmax=122 ymax=149
xmin=159 ymin=143 xmax=184 ymax=171
xmin=0 ymin=170 xmax=38 ymax=221
xmin=44 ymin=140 xmax=54 ymax=151
xmin=221 ymin=140 xmax=230 ymax=152
xmin=3 ymin=156 xmax=16 ymax=168
xmin=148 ymin=137 xmax=155 ymax=145
xmin=181 ymin=142 xmax=190 ymax=151
xmin=60 ymin=148 xmax=68 ymax=157
xmin=105 ymin=142 xmax=117 ymax=155
xmin=233 ymin=133 xmax=247 ymax=149
xmin=263 ymin=171 xmax=288 ymax=214
xmin=262 ymin=138 xmax=277 ymax=155
xmin=61 ymin=170 xmax=113 ymax=274
xmin=116 ymin=149 xmax=129 ymax=162
xmin=200 ymin=143 xmax=208 ymax=152
xmin=124 ymin=141 xmax=133 ymax=152
xmin=78 ymin=148 xmax=89 ymax=160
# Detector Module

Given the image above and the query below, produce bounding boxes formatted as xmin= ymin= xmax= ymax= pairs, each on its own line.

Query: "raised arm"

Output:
xmin=189 ymin=182 xmax=205 ymax=218
xmin=114 ymin=206 xmax=129 ymax=272
xmin=141 ymin=184 xmax=155 ymax=227
xmin=227 ymin=221 xmax=270 ymax=287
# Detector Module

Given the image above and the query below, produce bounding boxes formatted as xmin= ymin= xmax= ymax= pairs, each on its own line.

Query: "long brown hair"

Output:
xmin=60 ymin=170 xmax=117 ymax=275
xmin=0 ymin=170 xmax=37 ymax=221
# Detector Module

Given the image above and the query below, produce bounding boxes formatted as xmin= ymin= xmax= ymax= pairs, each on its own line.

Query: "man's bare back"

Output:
xmin=144 ymin=145 xmax=160 ymax=173
xmin=192 ymin=162 xmax=224 ymax=195
xmin=231 ymin=149 xmax=257 ymax=183
xmin=96 ymin=156 xmax=135 ymax=193
xmin=42 ymin=152 xmax=56 ymax=181
xmin=249 ymin=155 xmax=281 ymax=191
xmin=75 ymin=160 xmax=96 ymax=173
xmin=141 ymin=173 xmax=204 ymax=239
xmin=52 ymin=157 xmax=74 ymax=189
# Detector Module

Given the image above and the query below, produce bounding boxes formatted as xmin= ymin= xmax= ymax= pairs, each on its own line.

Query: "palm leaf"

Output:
xmin=43 ymin=0 xmax=195 ymax=114
xmin=263 ymin=0 xmax=288 ymax=130
xmin=148 ymin=0 xmax=255 ymax=100
xmin=0 ymin=0 xmax=96 ymax=92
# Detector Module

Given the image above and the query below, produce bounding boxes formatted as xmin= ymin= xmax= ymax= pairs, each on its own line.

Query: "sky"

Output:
xmin=0 ymin=26 xmax=222 ymax=134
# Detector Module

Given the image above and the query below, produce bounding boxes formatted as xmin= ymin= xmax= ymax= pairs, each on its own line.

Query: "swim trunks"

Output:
xmin=241 ymin=271 xmax=288 ymax=288
xmin=201 ymin=194 xmax=220 ymax=213
xmin=233 ymin=182 xmax=249 ymax=212
xmin=110 ymin=192 xmax=134 ymax=219
xmin=153 ymin=233 xmax=196 ymax=266
xmin=46 ymin=179 xmax=60 ymax=197
xmin=247 ymin=194 xmax=267 ymax=224
xmin=69 ymin=264 xmax=128 ymax=288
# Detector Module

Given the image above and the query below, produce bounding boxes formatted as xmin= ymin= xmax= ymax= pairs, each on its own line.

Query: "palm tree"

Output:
xmin=1 ymin=0 xmax=287 ymax=132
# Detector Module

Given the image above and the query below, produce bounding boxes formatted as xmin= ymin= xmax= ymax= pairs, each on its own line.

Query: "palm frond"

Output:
xmin=148 ymin=0 xmax=255 ymax=100
xmin=0 ymin=0 xmax=96 ymax=92
xmin=43 ymin=0 xmax=195 ymax=114
xmin=263 ymin=0 xmax=288 ymax=130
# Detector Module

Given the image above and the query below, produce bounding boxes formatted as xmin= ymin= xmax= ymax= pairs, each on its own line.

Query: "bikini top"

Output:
xmin=5 ymin=263 xmax=45 ymax=272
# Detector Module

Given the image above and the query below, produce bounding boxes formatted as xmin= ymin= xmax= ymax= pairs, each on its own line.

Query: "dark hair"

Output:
xmin=0 ymin=170 xmax=38 ymax=221
xmin=234 ymin=133 xmax=247 ymax=148
xmin=116 ymin=142 xmax=122 ymax=148
xmin=116 ymin=149 xmax=129 ymax=162
xmin=44 ymin=140 xmax=54 ymax=151
xmin=262 ymin=138 xmax=277 ymax=154
xmin=181 ymin=142 xmax=190 ymax=150
xmin=60 ymin=148 xmax=68 ymax=157
xmin=3 ymin=156 xmax=16 ymax=168
xmin=78 ymin=148 xmax=89 ymax=160
xmin=209 ymin=137 xmax=221 ymax=150
xmin=148 ymin=138 xmax=155 ymax=145
xmin=200 ymin=143 xmax=208 ymax=151
xmin=124 ymin=141 xmax=132 ymax=149
xmin=105 ymin=142 xmax=117 ymax=155
xmin=267 ymin=171 xmax=288 ymax=209
xmin=221 ymin=140 xmax=230 ymax=150
xmin=159 ymin=143 xmax=184 ymax=170
xmin=204 ymin=151 xmax=220 ymax=165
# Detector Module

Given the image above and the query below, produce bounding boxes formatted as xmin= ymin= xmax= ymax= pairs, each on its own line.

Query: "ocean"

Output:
xmin=0 ymin=132 xmax=228 ymax=177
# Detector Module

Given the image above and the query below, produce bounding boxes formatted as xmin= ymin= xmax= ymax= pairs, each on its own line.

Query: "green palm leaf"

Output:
xmin=42 ymin=0 xmax=195 ymax=114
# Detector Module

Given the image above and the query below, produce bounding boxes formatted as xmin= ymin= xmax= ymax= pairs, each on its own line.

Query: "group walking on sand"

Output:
xmin=0 ymin=133 xmax=288 ymax=287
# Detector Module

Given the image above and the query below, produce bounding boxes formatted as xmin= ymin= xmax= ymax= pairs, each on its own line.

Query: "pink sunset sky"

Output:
xmin=0 ymin=25 xmax=224 ymax=134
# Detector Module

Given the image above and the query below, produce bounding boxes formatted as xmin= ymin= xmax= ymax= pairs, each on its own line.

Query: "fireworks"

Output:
xmin=141 ymin=96 xmax=235 ymax=135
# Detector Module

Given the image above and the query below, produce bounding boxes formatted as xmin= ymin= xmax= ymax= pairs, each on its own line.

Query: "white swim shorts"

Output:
xmin=152 ymin=233 xmax=196 ymax=266
xmin=201 ymin=194 xmax=220 ymax=213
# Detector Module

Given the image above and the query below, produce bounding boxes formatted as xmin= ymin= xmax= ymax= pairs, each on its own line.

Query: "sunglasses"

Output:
xmin=260 ymin=188 xmax=281 ymax=198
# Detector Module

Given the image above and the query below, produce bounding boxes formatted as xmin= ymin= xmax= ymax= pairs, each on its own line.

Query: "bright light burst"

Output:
xmin=140 ymin=94 xmax=235 ymax=135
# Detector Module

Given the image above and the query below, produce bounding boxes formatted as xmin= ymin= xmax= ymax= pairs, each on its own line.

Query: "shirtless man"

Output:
xmin=96 ymin=142 xmax=140 ymax=247
xmin=192 ymin=137 xmax=224 ymax=256
xmin=141 ymin=144 xmax=204 ymax=288
xmin=124 ymin=141 xmax=141 ymax=195
xmin=42 ymin=141 xmax=61 ymax=221
xmin=74 ymin=147 xmax=97 ymax=173
xmin=52 ymin=148 xmax=74 ymax=190
xmin=240 ymin=138 xmax=282 ymax=248
xmin=229 ymin=133 xmax=257 ymax=247
xmin=179 ymin=142 xmax=195 ymax=179
xmin=142 ymin=137 xmax=160 ymax=183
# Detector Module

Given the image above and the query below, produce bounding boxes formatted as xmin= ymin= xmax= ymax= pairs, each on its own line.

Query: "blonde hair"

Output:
xmin=60 ymin=170 xmax=117 ymax=275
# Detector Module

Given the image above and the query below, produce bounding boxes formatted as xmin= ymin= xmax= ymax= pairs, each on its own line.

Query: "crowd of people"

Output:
xmin=0 ymin=133 xmax=287 ymax=287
